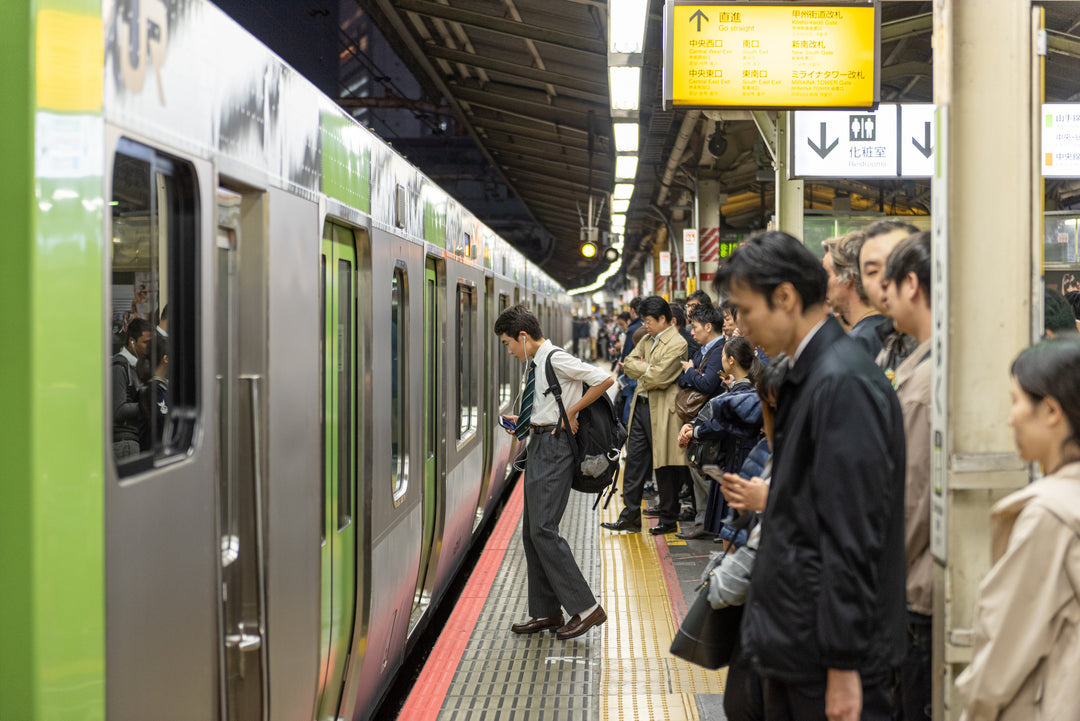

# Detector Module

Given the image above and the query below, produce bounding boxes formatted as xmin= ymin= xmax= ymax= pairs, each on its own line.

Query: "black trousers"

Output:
xmin=620 ymin=400 xmax=652 ymax=521
xmin=762 ymin=674 xmax=893 ymax=721
xmin=653 ymin=466 xmax=682 ymax=525
xmin=900 ymin=612 xmax=932 ymax=721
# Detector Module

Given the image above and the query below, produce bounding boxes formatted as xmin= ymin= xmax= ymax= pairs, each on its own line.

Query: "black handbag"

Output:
xmin=669 ymin=581 xmax=744 ymax=670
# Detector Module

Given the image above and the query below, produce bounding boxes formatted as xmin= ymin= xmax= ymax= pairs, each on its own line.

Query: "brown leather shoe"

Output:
xmin=511 ymin=615 xmax=564 ymax=634
xmin=556 ymin=606 xmax=607 ymax=640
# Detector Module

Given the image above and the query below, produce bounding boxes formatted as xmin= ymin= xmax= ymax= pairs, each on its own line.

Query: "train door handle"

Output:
xmin=225 ymin=632 xmax=262 ymax=652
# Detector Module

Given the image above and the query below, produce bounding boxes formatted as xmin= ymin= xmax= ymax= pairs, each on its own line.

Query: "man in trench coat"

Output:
xmin=602 ymin=295 xmax=688 ymax=535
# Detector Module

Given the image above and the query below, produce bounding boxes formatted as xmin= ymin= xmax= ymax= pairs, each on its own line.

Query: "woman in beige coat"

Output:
xmin=957 ymin=337 xmax=1080 ymax=721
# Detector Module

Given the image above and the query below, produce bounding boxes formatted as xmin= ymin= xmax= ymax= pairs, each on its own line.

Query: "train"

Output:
xmin=0 ymin=2 xmax=574 ymax=720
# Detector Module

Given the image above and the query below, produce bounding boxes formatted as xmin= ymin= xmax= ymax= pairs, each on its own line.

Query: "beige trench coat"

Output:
xmin=956 ymin=461 xmax=1080 ymax=721
xmin=623 ymin=326 xmax=688 ymax=469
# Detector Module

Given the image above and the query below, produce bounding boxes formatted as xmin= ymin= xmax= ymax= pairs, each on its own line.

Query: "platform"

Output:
xmin=397 ymin=470 xmax=731 ymax=721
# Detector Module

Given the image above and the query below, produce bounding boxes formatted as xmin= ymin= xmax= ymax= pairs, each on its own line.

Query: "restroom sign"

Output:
xmin=793 ymin=103 xmax=936 ymax=178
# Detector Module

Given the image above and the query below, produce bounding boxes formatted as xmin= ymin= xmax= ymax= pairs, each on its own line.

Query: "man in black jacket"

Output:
xmin=716 ymin=231 xmax=906 ymax=721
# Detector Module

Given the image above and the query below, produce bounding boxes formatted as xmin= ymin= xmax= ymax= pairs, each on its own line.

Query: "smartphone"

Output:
xmin=499 ymin=415 xmax=516 ymax=431
xmin=702 ymin=464 xmax=724 ymax=481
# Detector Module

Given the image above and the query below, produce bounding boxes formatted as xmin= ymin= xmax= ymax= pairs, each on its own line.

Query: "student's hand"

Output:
xmin=560 ymin=413 xmax=579 ymax=435
xmin=502 ymin=414 xmax=518 ymax=436
xmin=825 ymin=669 xmax=862 ymax=721
xmin=720 ymin=473 xmax=769 ymax=512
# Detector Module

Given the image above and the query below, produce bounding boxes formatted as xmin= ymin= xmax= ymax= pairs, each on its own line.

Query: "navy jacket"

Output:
xmin=693 ymin=378 xmax=763 ymax=442
xmin=677 ymin=338 xmax=726 ymax=397
xmin=620 ymin=318 xmax=643 ymax=361
xmin=742 ymin=317 xmax=906 ymax=684
xmin=847 ymin=313 xmax=886 ymax=359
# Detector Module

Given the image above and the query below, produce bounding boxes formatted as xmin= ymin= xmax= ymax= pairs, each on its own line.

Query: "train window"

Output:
xmin=392 ymin=267 xmax=408 ymax=499
xmin=497 ymin=294 xmax=511 ymax=409
xmin=457 ymin=284 xmax=477 ymax=440
xmin=109 ymin=139 xmax=198 ymax=477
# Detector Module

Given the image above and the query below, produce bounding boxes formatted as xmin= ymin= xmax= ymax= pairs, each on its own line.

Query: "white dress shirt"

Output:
xmin=526 ymin=339 xmax=612 ymax=426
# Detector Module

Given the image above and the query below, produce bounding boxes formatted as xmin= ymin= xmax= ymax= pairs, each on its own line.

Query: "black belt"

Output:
xmin=530 ymin=423 xmax=559 ymax=432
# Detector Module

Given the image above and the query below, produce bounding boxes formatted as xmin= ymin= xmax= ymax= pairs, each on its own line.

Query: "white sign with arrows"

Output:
xmin=792 ymin=104 xmax=936 ymax=179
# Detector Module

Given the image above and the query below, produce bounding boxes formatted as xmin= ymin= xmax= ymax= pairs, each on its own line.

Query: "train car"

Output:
xmin=0 ymin=2 xmax=572 ymax=720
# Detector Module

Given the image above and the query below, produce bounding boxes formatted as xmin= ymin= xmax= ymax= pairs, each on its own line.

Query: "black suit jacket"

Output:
xmin=742 ymin=317 xmax=906 ymax=683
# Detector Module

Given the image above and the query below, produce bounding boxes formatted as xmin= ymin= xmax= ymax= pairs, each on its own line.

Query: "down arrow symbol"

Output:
xmin=807 ymin=122 xmax=838 ymax=159
xmin=912 ymin=121 xmax=933 ymax=158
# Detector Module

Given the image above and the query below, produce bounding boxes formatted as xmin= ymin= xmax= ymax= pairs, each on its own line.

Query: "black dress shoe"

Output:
xmin=601 ymin=518 xmax=642 ymax=532
xmin=649 ymin=522 xmax=678 ymax=535
xmin=642 ymin=506 xmax=661 ymax=517
xmin=556 ymin=606 xmax=607 ymax=640
xmin=511 ymin=615 xmax=564 ymax=634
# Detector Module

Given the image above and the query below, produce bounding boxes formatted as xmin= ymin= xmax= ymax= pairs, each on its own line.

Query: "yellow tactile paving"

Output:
xmin=599 ymin=474 xmax=727 ymax=720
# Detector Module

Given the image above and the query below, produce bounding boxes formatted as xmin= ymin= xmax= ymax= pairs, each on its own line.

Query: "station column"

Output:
xmin=931 ymin=1 xmax=1042 ymax=718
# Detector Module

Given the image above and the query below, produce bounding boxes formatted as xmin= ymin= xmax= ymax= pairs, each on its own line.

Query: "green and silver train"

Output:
xmin=0 ymin=2 xmax=571 ymax=719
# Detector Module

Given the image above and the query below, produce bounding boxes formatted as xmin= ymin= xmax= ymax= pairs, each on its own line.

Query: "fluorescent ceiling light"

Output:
xmin=609 ymin=66 xmax=641 ymax=111
xmin=613 ymin=122 xmax=639 ymax=152
xmin=615 ymin=155 xmax=639 ymax=180
xmin=611 ymin=199 xmax=630 ymax=213
xmin=613 ymin=183 xmax=634 ymax=200
xmin=609 ymin=0 xmax=649 ymax=54
xmin=611 ymin=213 xmax=626 ymax=229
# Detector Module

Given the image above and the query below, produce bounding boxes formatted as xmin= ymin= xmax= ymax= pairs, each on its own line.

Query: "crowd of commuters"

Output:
xmin=495 ymin=218 xmax=1080 ymax=721
xmin=111 ymin=307 xmax=171 ymax=461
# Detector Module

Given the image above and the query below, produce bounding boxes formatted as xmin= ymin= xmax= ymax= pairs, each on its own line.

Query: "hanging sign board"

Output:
xmin=683 ymin=229 xmax=699 ymax=262
xmin=1042 ymin=104 xmax=1080 ymax=177
xmin=659 ymin=251 xmax=672 ymax=276
xmin=792 ymin=103 xmax=935 ymax=178
xmin=664 ymin=1 xmax=880 ymax=109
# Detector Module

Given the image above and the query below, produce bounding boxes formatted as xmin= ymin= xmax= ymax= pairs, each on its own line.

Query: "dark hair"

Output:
xmin=1066 ymin=291 xmax=1080 ymax=320
xmin=714 ymin=231 xmax=827 ymax=310
xmin=723 ymin=336 xmax=765 ymax=384
xmin=493 ymin=304 xmax=543 ymax=339
xmin=638 ymin=295 xmax=673 ymax=323
xmin=688 ymin=303 xmax=723 ymax=331
xmin=670 ymin=302 xmax=687 ymax=327
xmin=126 ymin=318 xmax=151 ymax=342
xmin=1045 ymin=290 xmax=1079 ymax=335
xmin=864 ymin=218 xmax=919 ymax=239
xmin=632 ymin=326 xmax=649 ymax=344
xmin=617 ymin=311 xmax=631 ymax=322
xmin=629 ymin=296 xmax=642 ymax=313
xmin=756 ymin=353 xmax=791 ymax=407
xmin=152 ymin=338 xmax=170 ymax=370
xmin=1011 ymin=337 xmax=1080 ymax=453
xmin=884 ymin=230 xmax=931 ymax=304
xmin=687 ymin=289 xmax=713 ymax=306
xmin=720 ymin=299 xmax=738 ymax=321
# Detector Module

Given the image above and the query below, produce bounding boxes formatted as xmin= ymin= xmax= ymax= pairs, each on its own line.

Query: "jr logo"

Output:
xmin=116 ymin=0 xmax=169 ymax=104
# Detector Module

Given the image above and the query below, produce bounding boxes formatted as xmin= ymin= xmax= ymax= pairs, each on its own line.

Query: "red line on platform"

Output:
xmin=652 ymin=527 xmax=690 ymax=624
xmin=396 ymin=478 xmax=525 ymax=721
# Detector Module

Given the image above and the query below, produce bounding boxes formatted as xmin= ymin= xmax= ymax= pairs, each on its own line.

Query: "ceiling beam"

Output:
xmin=881 ymin=12 xmax=932 ymax=43
xmin=1048 ymin=29 xmax=1080 ymax=59
xmin=393 ymin=0 xmax=606 ymax=56
xmin=452 ymin=84 xmax=596 ymax=127
xmin=510 ymin=167 xmax=599 ymax=193
xmin=423 ymin=44 xmax=608 ymax=96
xmin=473 ymin=116 xmax=591 ymax=145
xmin=881 ymin=61 xmax=932 ymax=81
xmin=486 ymin=140 xmax=610 ymax=173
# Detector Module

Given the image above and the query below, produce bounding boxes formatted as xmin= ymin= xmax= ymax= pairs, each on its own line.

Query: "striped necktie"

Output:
xmin=513 ymin=361 xmax=536 ymax=440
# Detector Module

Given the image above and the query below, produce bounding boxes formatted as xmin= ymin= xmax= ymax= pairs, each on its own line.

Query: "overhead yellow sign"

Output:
xmin=666 ymin=3 xmax=879 ymax=109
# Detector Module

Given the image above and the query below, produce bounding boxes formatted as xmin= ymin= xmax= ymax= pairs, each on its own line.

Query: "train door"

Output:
xmin=476 ymin=276 xmax=496 ymax=526
xmin=414 ymin=257 xmax=443 ymax=612
xmin=106 ymin=139 xmax=216 ymax=721
xmin=215 ymin=186 xmax=270 ymax=721
xmin=314 ymin=224 xmax=358 ymax=721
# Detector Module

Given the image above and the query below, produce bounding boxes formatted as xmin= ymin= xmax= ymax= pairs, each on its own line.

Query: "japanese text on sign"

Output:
xmin=666 ymin=3 xmax=879 ymax=109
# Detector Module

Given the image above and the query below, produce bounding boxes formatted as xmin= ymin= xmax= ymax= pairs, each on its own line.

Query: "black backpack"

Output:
xmin=543 ymin=349 xmax=628 ymax=508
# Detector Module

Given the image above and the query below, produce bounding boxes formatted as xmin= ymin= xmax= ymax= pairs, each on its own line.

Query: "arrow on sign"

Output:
xmin=807 ymin=122 xmax=838 ymax=159
xmin=689 ymin=9 xmax=708 ymax=32
xmin=912 ymin=121 xmax=933 ymax=158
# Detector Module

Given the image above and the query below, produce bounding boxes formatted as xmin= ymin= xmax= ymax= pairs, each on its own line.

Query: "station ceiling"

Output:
xmin=216 ymin=1 xmax=1080 ymax=289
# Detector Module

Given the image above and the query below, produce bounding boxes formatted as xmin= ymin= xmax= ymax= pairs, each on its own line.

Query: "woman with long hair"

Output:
xmin=956 ymin=337 xmax=1080 ymax=720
